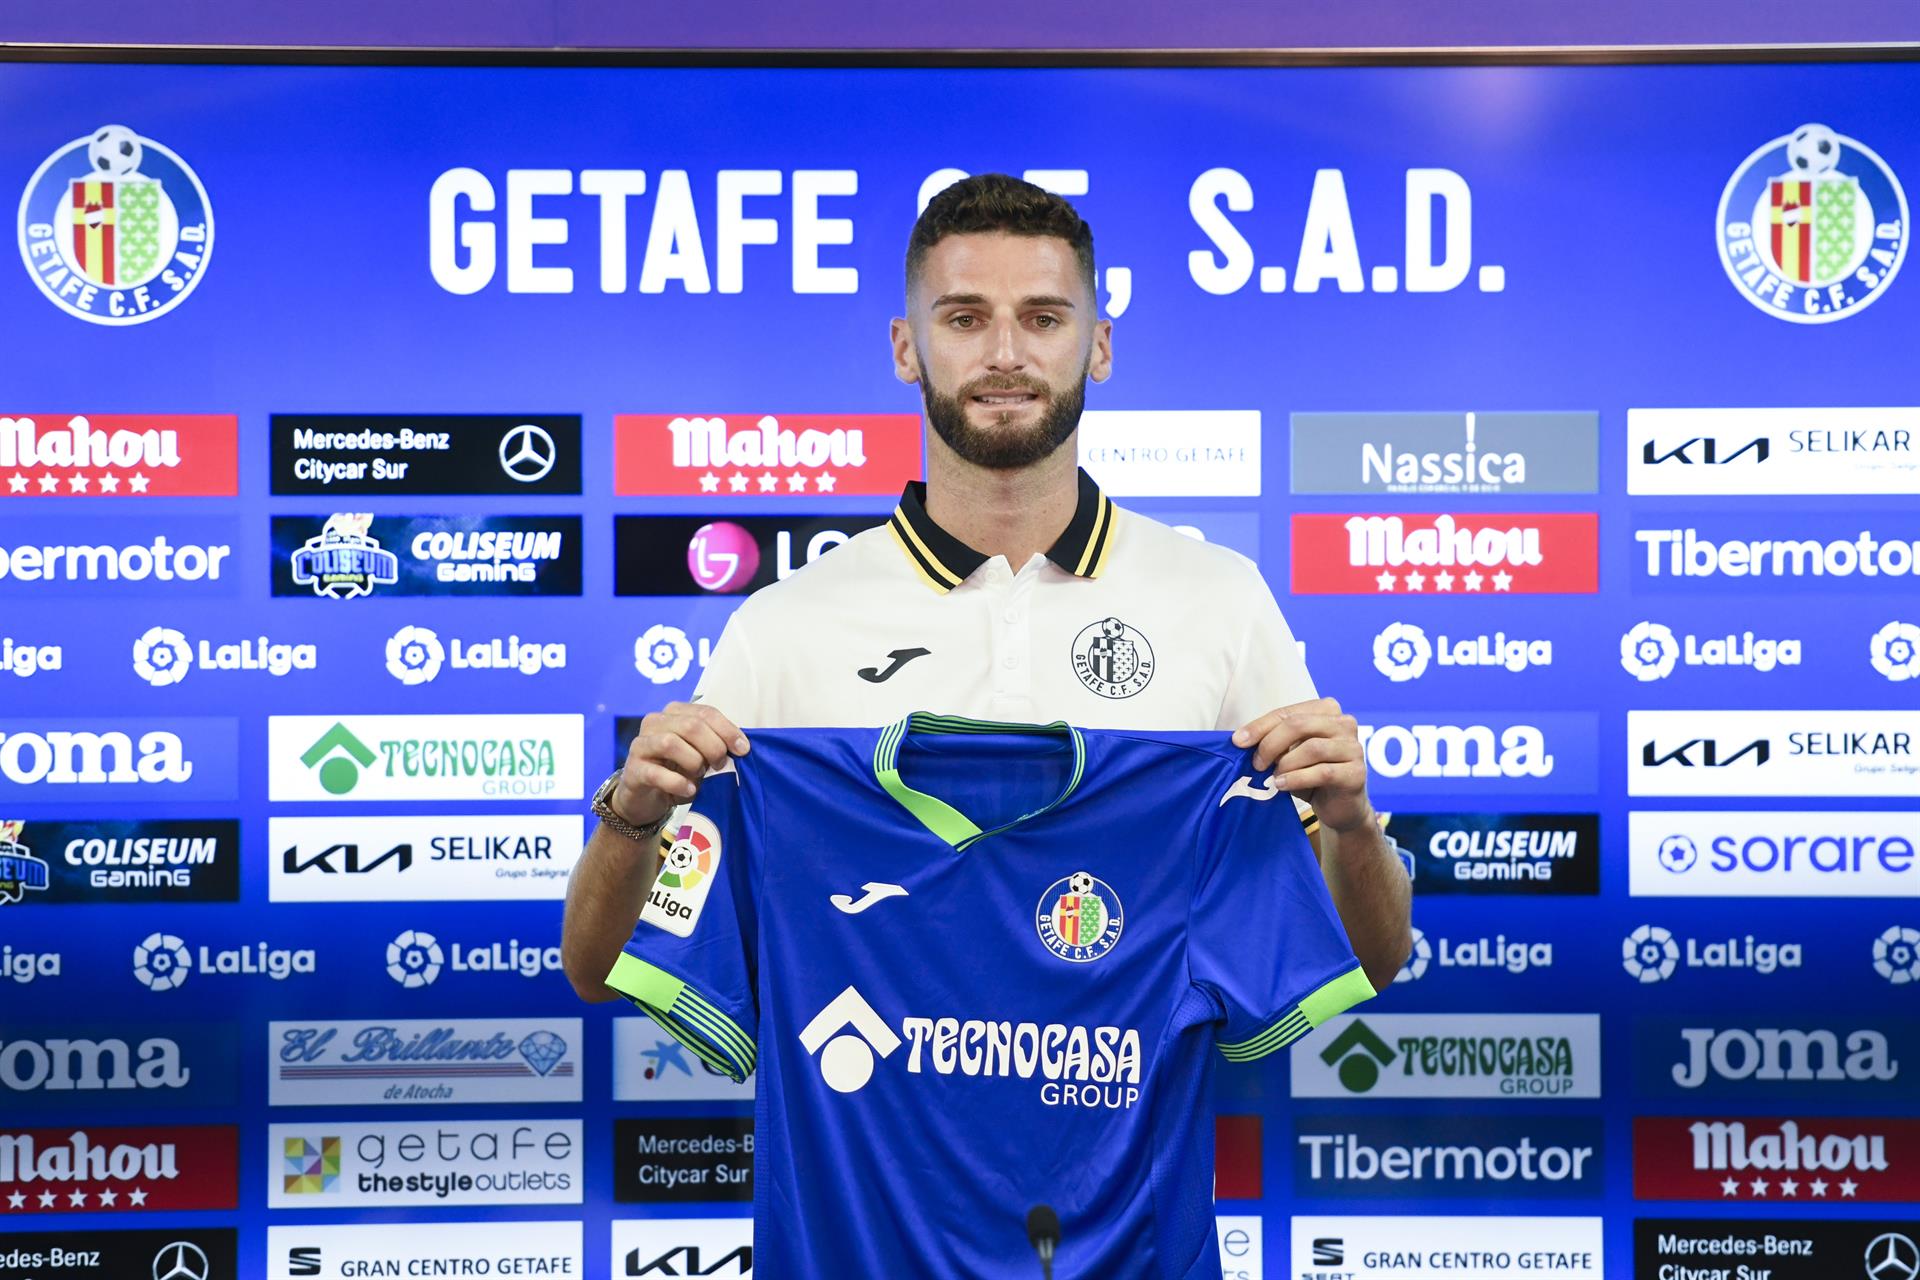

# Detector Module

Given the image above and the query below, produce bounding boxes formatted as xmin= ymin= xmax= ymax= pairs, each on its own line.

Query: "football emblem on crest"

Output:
xmin=1070 ymin=616 xmax=1154 ymax=699
xmin=1035 ymin=870 xmax=1124 ymax=963
xmin=658 ymin=820 xmax=717 ymax=892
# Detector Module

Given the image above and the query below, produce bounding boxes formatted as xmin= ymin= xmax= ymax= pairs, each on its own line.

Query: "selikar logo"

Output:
xmin=1293 ymin=1013 xmax=1601 ymax=1099
xmin=266 ymin=715 xmax=584 ymax=802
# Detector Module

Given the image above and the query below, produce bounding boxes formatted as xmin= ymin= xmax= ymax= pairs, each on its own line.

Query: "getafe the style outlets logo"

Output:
xmin=17 ymin=126 xmax=213 ymax=325
xmin=1718 ymin=123 xmax=1907 ymax=323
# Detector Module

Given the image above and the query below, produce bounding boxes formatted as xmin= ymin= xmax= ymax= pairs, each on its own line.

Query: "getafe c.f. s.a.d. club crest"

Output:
xmin=17 ymin=124 xmax=214 ymax=326
xmin=1071 ymin=616 xmax=1155 ymax=699
xmin=1718 ymin=122 xmax=1908 ymax=324
xmin=1036 ymin=871 xmax=1124 ymax=963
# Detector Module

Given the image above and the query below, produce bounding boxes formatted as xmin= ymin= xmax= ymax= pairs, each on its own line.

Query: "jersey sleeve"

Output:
xmin=1188 ymin=762 xmax=1374 ymax=1063
xmin=1215 ymin=555 xmax=1323 ymax=834
xmin=605 ymin=759 xmax=759 ymax=1082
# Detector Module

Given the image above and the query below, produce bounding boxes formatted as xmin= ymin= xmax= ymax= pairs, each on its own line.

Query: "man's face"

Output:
xmin=892 ymin=232 xmax=1112 ymax=470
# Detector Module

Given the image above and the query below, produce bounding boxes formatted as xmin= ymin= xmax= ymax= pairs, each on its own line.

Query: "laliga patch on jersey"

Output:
xmin=1035 ymin=870 xmax=1125 ymax=963
xmin=642 ymin=810 xmax=725 ymax=937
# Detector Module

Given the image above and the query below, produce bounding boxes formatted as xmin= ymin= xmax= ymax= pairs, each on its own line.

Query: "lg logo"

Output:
xmin=798 ymin=986 xmax=899 ymax=1093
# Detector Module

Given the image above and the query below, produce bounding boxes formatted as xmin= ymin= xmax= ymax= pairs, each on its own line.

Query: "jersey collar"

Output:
xmin=872 ymin=712 xmax=1086 ymax=850
xmin=887 ymin=466 xmax=1118 ymax=593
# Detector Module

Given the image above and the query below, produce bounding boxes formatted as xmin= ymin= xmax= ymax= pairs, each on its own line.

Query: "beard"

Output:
xmin=917 ymin=355 xmax=1088 ymax=471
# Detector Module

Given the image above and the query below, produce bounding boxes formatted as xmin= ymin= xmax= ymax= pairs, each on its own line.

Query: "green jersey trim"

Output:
xmin=873 ymin=712 xmax=1087 ymax=851
xmin=1217 ymin=965 xmax=1375 ymax=1062
xmin=607 ymin=951 xmax=756 ymax=1082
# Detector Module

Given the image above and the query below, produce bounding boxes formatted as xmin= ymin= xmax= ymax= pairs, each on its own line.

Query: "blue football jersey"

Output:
xmin=608 ymin=713 xmax=1372 ymax=1278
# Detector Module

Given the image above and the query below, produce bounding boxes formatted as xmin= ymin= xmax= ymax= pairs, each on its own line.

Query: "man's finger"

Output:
xmin=1277 ymin=762 xmax=1351 ymax=794
xmin=661 ymin=715 xmax=734 ymax=772
xmin=1274 ymin=735 xmax=1359 ymax=777
xmin=1250 ymin=714 xmax=1360 ymax=769
xmin=675 ymin=701 xmax=750 ymax=755
xmin=636 ymin=730 xmax=707 ymax=780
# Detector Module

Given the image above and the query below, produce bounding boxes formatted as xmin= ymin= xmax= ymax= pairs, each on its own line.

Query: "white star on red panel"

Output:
xmin=816 ymin=473 xmax=837 ymax=492
xmin=1463 ymin=571 xmax=1484 ymax=591
xmin=698 ymin=472 xmax=720 ymax=492
xmin=1492 ymin=570 xmax=1513 ymax=591
xmin=1374 ymin=571 xmax=1395 ymax=591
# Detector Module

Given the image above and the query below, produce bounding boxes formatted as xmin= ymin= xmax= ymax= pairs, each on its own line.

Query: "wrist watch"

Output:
xmin=590 ymin=769 xmax=672 ymax=846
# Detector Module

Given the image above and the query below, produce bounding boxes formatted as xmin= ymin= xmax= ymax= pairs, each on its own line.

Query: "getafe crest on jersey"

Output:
xmin=1718 ymin=122 xmax=1908 ymax=324
xmin=17 ymin=125 xmax=214 ymax=326
xmin=1035 ymin=870 xmax=1125 ymax=963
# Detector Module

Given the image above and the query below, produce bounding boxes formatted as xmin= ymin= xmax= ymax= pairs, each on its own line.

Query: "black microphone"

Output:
xmin=1026 ymin=1204 xmax=1060 ymax=1280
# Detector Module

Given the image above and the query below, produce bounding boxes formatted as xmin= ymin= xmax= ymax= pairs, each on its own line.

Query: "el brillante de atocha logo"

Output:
xmin=1718 ymin=122 xmax=1908 ymax=324
xmin=17 ymin=124 xmax=214 ymax=325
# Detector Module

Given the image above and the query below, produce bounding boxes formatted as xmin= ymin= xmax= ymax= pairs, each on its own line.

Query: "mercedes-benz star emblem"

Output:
xmin=499 ymin=423 xmax=556 ymax=483
xmin=153 ymin=1241 xmax=209 ymax=1280
xmin=1866 ymin=1233 xmax=1920 ymax=1280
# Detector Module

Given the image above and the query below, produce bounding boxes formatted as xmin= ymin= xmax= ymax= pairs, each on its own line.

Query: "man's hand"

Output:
xmin=615 ymin=701 xmax=751 ymax=827
xmin=1233 ymin=696 xmax=1373 ymax=835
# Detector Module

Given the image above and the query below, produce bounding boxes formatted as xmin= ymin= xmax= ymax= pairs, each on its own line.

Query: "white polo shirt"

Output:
xmin=693 ymin=468 xmax=1322 ymax=830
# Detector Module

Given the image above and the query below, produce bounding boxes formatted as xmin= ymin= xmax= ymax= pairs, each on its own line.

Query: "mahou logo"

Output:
xmin=1635 ymin=1116 xmax=1920 ymax=1202
xmin=1 ymin=415 xmax=238 ymax=497
xmin=1291 ymin=513 xmax=1599 ymax=595
xmin=614 ymin=414 xmax=923 ymax=497
xmin=0 ymin=1124 xmax=238 ymax=1212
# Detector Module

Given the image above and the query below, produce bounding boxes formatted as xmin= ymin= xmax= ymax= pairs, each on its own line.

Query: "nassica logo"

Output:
xmin=1718 ymin=123 xmax=1907 ymax=323
xmin=1633 ymin=516 xmax=1920 ymax=590
xmin=268 ymin=1018 xmax=581 ymax=1106
xmin=1628 ymin=407 xmax=1920 ymax=496
xmin=615 ymin=412 xmax=921 ymax=497
xmin=1291 ymin=513 xmax=1598 ymax=595
xmin=2 ymin=415 xmax=238 ymax=497
xmin=1622 ymin=924 xmax=1801 ymax=983
xmin=17 ymin=126 xmax=213 ymax=325
xmin=1618 ymin=621 xmax=1800 ymax=680
xmin=1290 ymin=410 xmax=1599 ymax=496
xmin=383 ymin=625 xmax=565 ymax=683
xmin=267 ymin=715 xmax=584 ymax=802
xmin=1629 ymin=711 xmax=1919 ymax=798
xmin=132 ymin=625 xmax=317 ymax=685
xmin=1292 ymin=1013 xmax=1601 ymax=1099
xmin=1635 ymin=1116 xmax=1920 ymax=1202
xmin=1371 ymin=622 xmax=1550 ymax=681
xmin=1628 ymin=810 xmax=1918 ymax=898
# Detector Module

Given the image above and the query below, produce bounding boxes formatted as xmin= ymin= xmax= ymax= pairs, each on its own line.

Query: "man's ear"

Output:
xmin=889 ymin=317 xmax=921 ymax=384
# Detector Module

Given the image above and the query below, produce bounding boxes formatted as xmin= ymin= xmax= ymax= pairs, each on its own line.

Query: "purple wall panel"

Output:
xmin=1 ymin=0 xmax=1916 ymax=51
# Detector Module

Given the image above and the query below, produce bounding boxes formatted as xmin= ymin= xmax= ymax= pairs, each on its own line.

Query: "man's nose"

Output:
xmin=985 ymin=315 xmax=1026 ymax=374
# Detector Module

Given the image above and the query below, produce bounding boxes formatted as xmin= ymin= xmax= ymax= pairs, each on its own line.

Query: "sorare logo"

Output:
xmin=1627 ymin=810 xmax=1918 ymax=898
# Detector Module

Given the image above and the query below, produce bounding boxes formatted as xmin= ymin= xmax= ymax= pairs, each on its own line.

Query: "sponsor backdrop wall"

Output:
xmin=2 ymin=54 xmax=1918 ymax=1280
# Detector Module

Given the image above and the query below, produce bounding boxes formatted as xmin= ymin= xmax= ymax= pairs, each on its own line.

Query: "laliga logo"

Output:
xmin=1623 ymin=924 xmax=1681 ymax=983
xmin=385 ymin=625 xmax=443 ymax=684
xmin=1393 ymin=926 xmax=1431 ymax=983
xmin=1875 ymin=926 xmax=1920 ymax=985
xmin=634 ymin=624 xmax=695 ymax=684
xmin=132 ymin=930 xmax=191 ymax=991
xmin=1372 ymin=622 xmax=1430 ymax=681
xmin=1621 ymin=621 xmax=1680 ymax=681
xmin=131 ymin=626 xmax=191 ymax=687
xmin=1871 ymin=622 xmax=1920 ymax=682
xmin=386 ymin=929 xmax=443 ymax=987
xmin=799 ymin=986 xmax=901 ymax=1094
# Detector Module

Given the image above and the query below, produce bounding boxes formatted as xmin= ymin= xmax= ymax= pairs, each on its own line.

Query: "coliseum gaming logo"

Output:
xmin=1717 ymin=122 xmax=1908 ymax=323
xmin=17 ymin=124 xmax=214 ymax=325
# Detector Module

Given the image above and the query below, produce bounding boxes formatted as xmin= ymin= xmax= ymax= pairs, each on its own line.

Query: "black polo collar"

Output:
xmin=887 ymin=467 xmax=1117 ymax=593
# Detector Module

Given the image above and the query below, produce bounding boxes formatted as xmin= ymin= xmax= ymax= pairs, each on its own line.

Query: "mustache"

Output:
xmin=959 ymin=376 xmax=1049 ymax=398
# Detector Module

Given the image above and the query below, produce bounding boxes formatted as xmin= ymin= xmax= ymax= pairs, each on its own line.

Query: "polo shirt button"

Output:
xmin=1003 ymin=654 xmax=1018 ymax=668
xmin=1002 ymin=609 xmax=1018 ymax=624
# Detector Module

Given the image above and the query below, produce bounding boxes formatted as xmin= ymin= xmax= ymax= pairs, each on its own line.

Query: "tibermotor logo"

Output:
xmin=1 ymin=416 xmax=238 ymax=496
xmin=615 ymin=413 xmax=921 ymax=496
xmin=0 ymin=519 xmax=235 ymax=596
xmin=1636 ymin=1116 xmax=1920 ymax=1202
xmin=1291 ymin=513 xmax=1598 ymax=595
xmin=0 ymin=1125 xmax=238 ymax=1212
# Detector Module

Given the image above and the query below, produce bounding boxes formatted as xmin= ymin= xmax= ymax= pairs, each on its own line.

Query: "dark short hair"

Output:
xmin=905 ymin=173 xmax=1096 ymax=301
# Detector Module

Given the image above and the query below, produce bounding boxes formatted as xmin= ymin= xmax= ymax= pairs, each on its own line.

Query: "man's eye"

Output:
xmin=1033 ymin=314 xmax=1060 ymax=329
xmin=950 ymin=314 xmax=976 ymax=329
